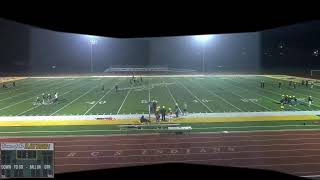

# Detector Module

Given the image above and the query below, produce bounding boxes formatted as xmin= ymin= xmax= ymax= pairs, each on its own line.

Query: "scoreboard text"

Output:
xmin=0 ymin=143 xmax=54 ymax=178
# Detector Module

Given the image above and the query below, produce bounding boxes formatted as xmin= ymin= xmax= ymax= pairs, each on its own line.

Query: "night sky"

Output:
xmin=1 ymin=18 xmax=320 ymax=74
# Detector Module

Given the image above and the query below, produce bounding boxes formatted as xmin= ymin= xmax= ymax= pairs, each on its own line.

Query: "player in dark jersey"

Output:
xmin=293 ymin=96 xmax=297 ymax=105
xmin=293 ymin=82 xmax=296 ymax=89
xmin=278 ymin=82 xmax=282 ymax=89
xmin=284 ymin=95 xmax=288 ymax=104
xmin=280 ymin=95 xmax=285 ymax=104
xmin=288 ymin=96 xmax=292 ymax=105
xmin=152 ymin=100 xmax=157 ymax=114
xmin=115 ymin=85 xmax=119 ymax=92
xmin=260 ymin=80 xmax=265 ymax=88
xmin=12 ymin=81 xmax=15 ymax=87
xmin=102 ymin=85 xmax=105 ymax=91
xmin=36 ymin=97 xmax=41 ymax=104
xmin=48 ymin=93 xmax=52 ymax=101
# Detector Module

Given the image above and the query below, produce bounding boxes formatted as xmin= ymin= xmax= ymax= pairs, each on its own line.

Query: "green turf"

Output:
xmin=0 ymin=75 xmax=319 ymax=116
xmin=0 ymin=120 xmax=319 ymax=136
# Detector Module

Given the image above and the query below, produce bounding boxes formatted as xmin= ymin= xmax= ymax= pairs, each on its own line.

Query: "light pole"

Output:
xmin=89 ymin=39 xmax=97 ymax=73
xmin=202 ymin=42 xmax=206 ymax=73
xmin=194 ymin=35 xmax=211 ymax=74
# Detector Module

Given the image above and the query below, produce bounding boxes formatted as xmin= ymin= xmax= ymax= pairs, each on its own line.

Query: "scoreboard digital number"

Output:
xmin=0 ymin=143 xmax=54 ymax=178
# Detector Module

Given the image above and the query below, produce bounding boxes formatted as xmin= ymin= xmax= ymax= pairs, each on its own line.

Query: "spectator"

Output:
xmin=140 ymin=115 xmax=150 ymax=124
xmin=155 ymin=112 xmax=160 ymax=123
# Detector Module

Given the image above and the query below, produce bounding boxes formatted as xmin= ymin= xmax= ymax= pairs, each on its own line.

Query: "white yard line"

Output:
xmin=116 ymin=86 xmax=132 ymax=115
xmin=190 ymin=79 xmax=243 ymax=112
xmin=162 ymin=78 xmax=182 ymax=114
xmin=177 ymin=80 xmax=213 ymax=113
xmin=84 ymin=80 xmax=120 ymax=115
xmin=224 ymin=87 xmax=272 ymax=111
xmin=50 ymin=86 xmax=97 ymax=116
xmin=211 ymin=78 xmax=274 ymax=111
xmin=0 ymin=81 xmax=71 ymax=112
xmin=0 ymin=80 xmax=42 ymax=95
xmin=0 ymin=93 xmax=26 ymax=102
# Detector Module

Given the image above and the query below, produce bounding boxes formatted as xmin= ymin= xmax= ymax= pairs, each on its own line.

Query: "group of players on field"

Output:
xmin=260 ymin=79 xmax=314 ymax=108
xmin=260 ymin=79 xmax=315 ymax=89
xmin=35 ymin=92 xmax=59 ymax=105
xmin=280 ymin=95 xmax=312 ymax=109
xmin=130 ymin=75 xmax=143 ymax=85
xmin=2 ymin=81 xmax=15 ymax=88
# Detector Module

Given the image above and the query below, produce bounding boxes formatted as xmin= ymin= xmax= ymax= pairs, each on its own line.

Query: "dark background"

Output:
xmin=1 ymin=18 xmax=320 ymax=74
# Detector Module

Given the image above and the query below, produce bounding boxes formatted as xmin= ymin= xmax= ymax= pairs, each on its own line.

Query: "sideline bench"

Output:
xmin=118 ymin=124 xmax=192 ymax=134
xmin=118 ymin=124 xmax=180 ymax=130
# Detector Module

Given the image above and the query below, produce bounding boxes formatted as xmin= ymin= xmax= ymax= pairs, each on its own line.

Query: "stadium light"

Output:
xmin=82 ymin=35 xmax=99 ymax=73
xmin=89 ymin=39 xmax=98 ymax=73
xmin=194 ymin=35 xmax=212 ymax=43
xmin=193 ymin=35 xmax=213 ymax=73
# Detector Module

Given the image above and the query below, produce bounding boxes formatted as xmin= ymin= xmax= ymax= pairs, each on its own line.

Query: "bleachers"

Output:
xmin=104 ymin=65 xmax=197 ymax=73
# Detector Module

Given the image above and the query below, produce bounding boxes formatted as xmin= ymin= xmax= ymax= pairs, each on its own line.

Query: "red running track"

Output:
xmin=2 ymin=130 xmax=320 ymax=177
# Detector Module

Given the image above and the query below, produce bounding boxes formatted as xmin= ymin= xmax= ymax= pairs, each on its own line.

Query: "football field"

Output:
xmin=0 ymin=75 xmax=319 ymax=116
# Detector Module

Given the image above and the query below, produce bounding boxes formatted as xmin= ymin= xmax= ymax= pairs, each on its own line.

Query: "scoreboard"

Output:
xmin=0 ymin=143 xmax=54 ymax=178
